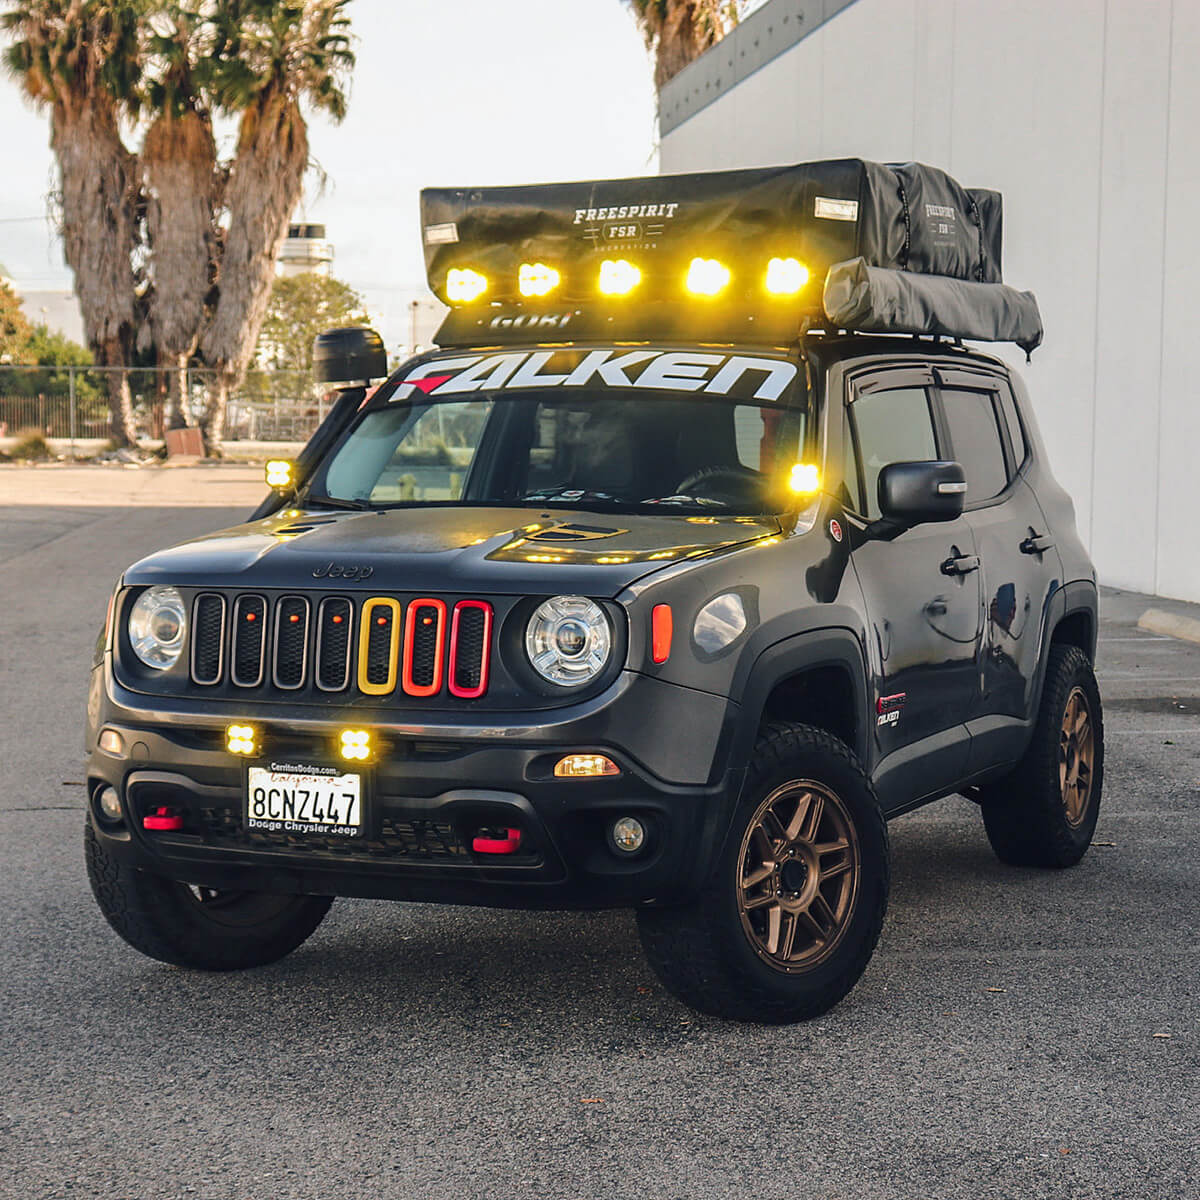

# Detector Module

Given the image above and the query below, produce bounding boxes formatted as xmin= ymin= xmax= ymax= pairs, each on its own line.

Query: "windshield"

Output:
xmin=309 ymin=373 xmax=810 ymax=516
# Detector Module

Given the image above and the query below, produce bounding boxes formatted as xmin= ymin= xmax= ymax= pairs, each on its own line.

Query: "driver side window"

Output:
xmin=847 ymin=386 xmax=939 ymax=519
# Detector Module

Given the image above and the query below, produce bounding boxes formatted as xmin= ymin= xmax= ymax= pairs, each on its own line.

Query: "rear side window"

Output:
xmin=939 ymin=388 xmax=1009 ymax=503
xmin=997 ymin=389 xmax=1027 ymax=470
xmin=848 ymin=386 xmax=939 ymax=518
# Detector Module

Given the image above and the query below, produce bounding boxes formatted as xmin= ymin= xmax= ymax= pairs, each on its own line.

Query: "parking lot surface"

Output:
xmin=1 ymin=464 xmax=1195 ymax=1199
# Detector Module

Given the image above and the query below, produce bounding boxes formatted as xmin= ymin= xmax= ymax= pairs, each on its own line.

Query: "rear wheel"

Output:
xmin=85 ymin=821 xmax=332 ymax=969
xmin=980 ymin=644 xmax=1104 ymax=867
xmin=637 ymin=724 xmax=888 ymax=1023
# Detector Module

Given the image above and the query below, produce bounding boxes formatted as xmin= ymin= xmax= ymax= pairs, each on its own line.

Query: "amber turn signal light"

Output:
xmin=651 ymin=604 xmax=673 ymax=664
xmin=554 ymin=753 xmax=621 ymax=778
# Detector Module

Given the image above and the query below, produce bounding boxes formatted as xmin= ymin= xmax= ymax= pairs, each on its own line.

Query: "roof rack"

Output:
xmin=421 ymin=160 xmax=1042 ymax=354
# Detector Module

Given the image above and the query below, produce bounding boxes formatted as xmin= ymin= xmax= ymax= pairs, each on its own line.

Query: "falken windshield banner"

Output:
xmin=420 ymin=159 xmax=1004 ymax=306
xmin=394 ymin=348 xmax=800 ymax=404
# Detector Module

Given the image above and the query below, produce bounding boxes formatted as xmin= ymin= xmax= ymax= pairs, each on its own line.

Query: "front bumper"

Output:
xmin=86 ymin=663 xmax=740 ymax=910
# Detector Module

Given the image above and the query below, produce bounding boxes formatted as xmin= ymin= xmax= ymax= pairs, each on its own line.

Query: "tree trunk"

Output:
xmin=99 ymin=337 xmax=137 ymax=448
xmin=50 ymin=102 xmax=139 ymax=440
xmin=200 ymin=371 xmax=230 ymax=456
xmin=164 ymin=354 xmax=195 ymax=430
xmin=144 ymin=109 xmax=221 ymax=390
xmin=199 ymin=91 xmax=309 ymax=439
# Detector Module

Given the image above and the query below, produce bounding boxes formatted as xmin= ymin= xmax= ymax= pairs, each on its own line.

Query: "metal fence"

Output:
xmin=0 ymin=364 xmax=326 ymax=448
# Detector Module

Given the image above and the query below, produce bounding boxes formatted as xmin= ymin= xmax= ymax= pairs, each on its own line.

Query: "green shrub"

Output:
xmin=10 ymin=428 xmax=52 ymax=460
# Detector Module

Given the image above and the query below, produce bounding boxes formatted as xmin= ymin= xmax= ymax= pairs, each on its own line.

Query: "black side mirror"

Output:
xmin=877 ymin=460 xmax=967 ymax=526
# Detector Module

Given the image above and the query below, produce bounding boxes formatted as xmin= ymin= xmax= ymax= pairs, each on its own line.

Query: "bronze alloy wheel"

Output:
xmin=1059 ymin=685 xmax=1095 ymax=826
xmin=737 ymin=779 xmax=861 ymax=973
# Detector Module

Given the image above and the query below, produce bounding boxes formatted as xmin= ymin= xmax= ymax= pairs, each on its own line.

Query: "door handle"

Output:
xmin=941 ymin=553 xmax=981 ymax=576
xmin=1020 ymin=532 xmax=1055 ymax=555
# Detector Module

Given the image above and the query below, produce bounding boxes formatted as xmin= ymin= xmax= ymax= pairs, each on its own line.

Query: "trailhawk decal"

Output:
xmin=395 ymin=349 xmax=798 ymax=402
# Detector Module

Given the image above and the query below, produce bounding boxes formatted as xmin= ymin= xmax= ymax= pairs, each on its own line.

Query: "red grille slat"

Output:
xmin=448 ymin=600 xmax=493 ymax=699
xmin=401 ymin=598 xmax=447 ymax=697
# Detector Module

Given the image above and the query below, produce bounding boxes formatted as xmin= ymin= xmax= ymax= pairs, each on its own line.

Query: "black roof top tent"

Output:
xmin=420 ymin=159 xmax=1042 ymax=355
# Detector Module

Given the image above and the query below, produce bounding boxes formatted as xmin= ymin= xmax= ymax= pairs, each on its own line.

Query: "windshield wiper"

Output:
xmin=302 ymin=493 xmax=373 ymax=511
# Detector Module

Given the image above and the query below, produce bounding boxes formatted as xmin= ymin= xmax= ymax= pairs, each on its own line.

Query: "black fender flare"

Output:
xmin=1027 ymin=577 xmax=1099 ymax=720
xmin=723 ymin=625 xmax=872 ymax=789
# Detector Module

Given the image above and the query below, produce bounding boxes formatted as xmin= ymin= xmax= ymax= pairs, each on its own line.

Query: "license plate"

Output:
xmin=245 ymin=762 xmax=364 ymax=838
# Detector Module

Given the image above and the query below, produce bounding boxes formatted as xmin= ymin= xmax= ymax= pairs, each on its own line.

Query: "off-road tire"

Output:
xmin=980 ymin=644 xmax=1104 ymax=868
xmin=85 ymin=821 xmax=333 ymax=969
xmin=637 ymin=723 xmax=889 ymax=1023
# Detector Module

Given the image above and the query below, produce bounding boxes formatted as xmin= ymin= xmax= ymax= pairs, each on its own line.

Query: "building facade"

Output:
xmin=659 ymin=0 xmax=1199 ymax=604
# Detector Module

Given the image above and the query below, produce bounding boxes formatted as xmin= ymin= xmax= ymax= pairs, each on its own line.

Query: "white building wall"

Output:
xmin=660 ymin=0 xmax=1199 ymax=603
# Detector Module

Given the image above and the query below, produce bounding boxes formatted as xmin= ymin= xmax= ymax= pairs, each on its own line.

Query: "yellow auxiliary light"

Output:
xmin=789 ymin=463 xmax=822 ymax=496
xmin=765 ymin=257 xmax=810 ymax=295
xmin=265 ymin=459 xmax=293 ymax=490
xmin=519 ymin=262 xmax=561 ymax=297
xmin=598 ymin=259 xmax=641 ymax=296
xmin=685 ymin=257 xmax=731 ymax=297
xmin=339 ymin=729 xmax=372 ymax=762
xmin=226 ymin=724 xmax=258 ymax=756
xmin=446 ymin=268 xmax=488 ymax=303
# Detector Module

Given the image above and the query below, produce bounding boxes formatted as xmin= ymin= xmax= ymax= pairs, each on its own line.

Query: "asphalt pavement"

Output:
xmin=1 ymin=464 xmax=1196 ymax=1199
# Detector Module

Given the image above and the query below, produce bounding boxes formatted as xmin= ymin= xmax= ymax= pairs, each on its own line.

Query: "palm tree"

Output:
xmin=3 ymin=0 xmax=145 ymax=447
xmin=626 ymin=0 xmax=743 ymax=90
xmin=196 ymin=0 xmax=353 ymax=452
xmin=141 ymin=1 xmax=220 ymax=429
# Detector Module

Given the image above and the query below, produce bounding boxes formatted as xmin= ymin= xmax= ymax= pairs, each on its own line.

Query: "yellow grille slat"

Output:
xmin=357 ymin=597 xmax=402 ymax=695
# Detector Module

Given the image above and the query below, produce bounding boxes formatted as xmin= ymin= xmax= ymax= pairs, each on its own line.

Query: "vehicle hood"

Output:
xmin=122 ymin=505 xmax=782 ymax=597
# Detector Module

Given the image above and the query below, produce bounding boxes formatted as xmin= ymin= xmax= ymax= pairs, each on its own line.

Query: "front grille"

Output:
xmin=188 ymin=591 xmax=493 ymax=702
xmin=191 ymin=594 xmax=225 ymax=685
xmin=231 ymin=595 xmax=267 ymax=686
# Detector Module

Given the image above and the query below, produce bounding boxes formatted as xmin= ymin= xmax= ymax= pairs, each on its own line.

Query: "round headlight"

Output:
xmin=525 ymin=596 xmax=612 ymax=687
xmin=128 ymin=585 xmax=188 ymax=670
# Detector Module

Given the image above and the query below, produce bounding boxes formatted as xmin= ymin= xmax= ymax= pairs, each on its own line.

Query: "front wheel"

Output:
xmin=85 ymin=821 xmax=333 ymax=970
xmin=637 ymin=724 xmax=889 ymax=1023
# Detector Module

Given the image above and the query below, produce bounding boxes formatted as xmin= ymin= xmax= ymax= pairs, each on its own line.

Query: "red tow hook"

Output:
xmin=143 ymin=806 xmax=185 ymax=832
xmin=472 ymin=827 xmax=522 ymax=855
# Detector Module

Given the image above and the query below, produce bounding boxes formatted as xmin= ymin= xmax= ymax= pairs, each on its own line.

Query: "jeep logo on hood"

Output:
xmin=312 ymin=562 xmax=374 ymax=581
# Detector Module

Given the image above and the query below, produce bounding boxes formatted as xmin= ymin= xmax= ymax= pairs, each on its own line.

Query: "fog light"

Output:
xmin=611 ymin=816 xmax=645 ymax=853
xmin=97 ymin=786 xmax=122 ymax=822
xmin=98 ymin=728 xmax=125 ymax=756
xmin=554 ymin=753 xmax=620 ymax=778
xmin=226 ymin=724 xmax=257 ymax=756
xmin=340 ymin=729 xmax=371 ymax=761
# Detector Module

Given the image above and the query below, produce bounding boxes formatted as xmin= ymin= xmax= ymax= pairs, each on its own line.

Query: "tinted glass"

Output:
xmin=849 ymin=386 xmax=938 ymax=519
xmin=941 ymin=388 xmax=1008 ymax=502
xmin=998 ymin=389 xmax=1027 ymax=469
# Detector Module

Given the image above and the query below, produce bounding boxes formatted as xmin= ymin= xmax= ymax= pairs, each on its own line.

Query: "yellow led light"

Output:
xmin=766 ymin=257 xmax=810 ymax=295
xmin=554 ymin=753 xmax=621 ymax=778
xmin=519 ymin=262 xmax=561 ymax=297
xmin=685 ymin=257 xmax=731 ymax=297
xmin=598 ymin=259 xmax=641 ymax=296
xmin=226 ymin=724 xmax=258 ymax=756
xmin=265 ymin=460 xmax=293 ymax=489
xmin=789 ymin=463 xmax=822 ymax=495
xmin=339 ymin=729 xmax=371 ymax=761
xmin=446 ymin=268 xmax=488 ymax=303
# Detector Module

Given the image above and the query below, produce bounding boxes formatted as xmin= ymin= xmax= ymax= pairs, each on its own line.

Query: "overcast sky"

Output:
xmin=0 ymin=0 xmax=659 ymax=353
